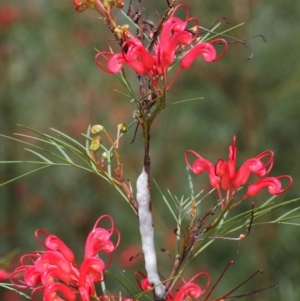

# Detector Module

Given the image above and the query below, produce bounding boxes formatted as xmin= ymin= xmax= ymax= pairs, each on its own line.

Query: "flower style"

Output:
xmin=11 ymin=215 xmax=120 ymax=301
xmin=185 ymin=136 xmax=293 ymax=210
xmin=95 ymin=4 xmax=228 ymax=91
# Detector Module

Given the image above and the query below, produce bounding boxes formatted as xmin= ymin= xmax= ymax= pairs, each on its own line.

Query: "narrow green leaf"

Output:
xmin=14 ymin=126 xmax=89 ymax=163
xmin=0 ymin=165 xmax=51 ymax=186
xmin=154 ymin=179 xmax=178 ymax=222
xmin=194 ymin=188 xmax=215 ymax=208
xmin=13 ymin=131 xmax=85 ymax=164
xmin=200 ymin=22 xmax=245 ymax=43
xmin=49 ymin=127 xmax=86 ymax=151
xmin=118 ymin=69 xmax=137 ymax=100
xmin=50 ymin=140 xmax=74 ymax=164
xmin=199 ymin=22 xmax=221 ymax=42
xmin=114 ymin=89 xmax=132 ymax=99
xmin=14 ymin=133 xmax=53 ymax=144
xmin=166 ymin=97 xmax=204 ymax=107
xmin=274 ymin=205 xmax=300 ymax=222
xmin=0 ymin=133 xmax=47 ymax=151
xmin=15 ymin=126 xmax=85 ymax=155
xmin=106 ymin=271 xmax=136 ymax=298
xmin=24 ymin=148 xmax=53 ymax=163
xmin=14 ymin=131 xmax=86 ymax=163
xmin=0 ymin=283 xmax=31 ymax=299
xmin=274 ymin=222 xmax=300 ymax=226
xmin=46 ymin=135 xmax=84 ymax=155
xmin=167 ymin=190 xmax=180 ymax=207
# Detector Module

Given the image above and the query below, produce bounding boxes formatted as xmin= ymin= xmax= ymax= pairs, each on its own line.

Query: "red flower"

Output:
xmin=246 ymin=176 xmax=288 ymax=197
xmin=135 ymin=271 xmax=153 ymax=291
xmin=44 ymin=283 xmax=76 ymax=301
xmin=11 ymin=215 xmax=120 ymax=301
xmin=185 ymin=136 xmax=293 ymax=209
xmin=165 ymin=273 xmax=210 ymax=301
xmin=85 ymin=215 xmax=120 ymax=258
xmin=95 ymin=5 xmax=228 ymax=91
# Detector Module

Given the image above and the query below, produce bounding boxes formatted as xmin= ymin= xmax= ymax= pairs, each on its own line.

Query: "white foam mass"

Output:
xmin=136 ymin=168 xmax=166 ymax=298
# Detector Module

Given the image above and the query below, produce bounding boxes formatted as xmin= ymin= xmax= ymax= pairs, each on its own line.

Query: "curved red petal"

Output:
xmin=181 ymin=43 xmax=217 ymax=69
xmin=209 ymin=38 xmax=228 ymax=62
xmin=95 ymin=51 xmax=115 ymax=74
xmin=45 ymin=235 xmax=75 ymax=263
xmin=247 ymin=175 xmax=293 ymax=197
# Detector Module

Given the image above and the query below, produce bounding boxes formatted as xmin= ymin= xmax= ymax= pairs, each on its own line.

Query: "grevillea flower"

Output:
xmin=95 ymin=4 xmax=228 ymax=91
xmin=135 ymin=270 xmax=210 ymax=301
xmin=135 ymin=271 xmax=153 ymax=291
xmin=11 ymin=215 xmax=120 ymax=301
xmin=185 ymin=136 xmax=293 ymax=210
xmin=162 ymin=273 xmax=210 ymax=301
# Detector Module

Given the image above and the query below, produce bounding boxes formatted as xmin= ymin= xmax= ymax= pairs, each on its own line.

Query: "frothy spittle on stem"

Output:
xmin=136 ymin=168 xmax=166 ymax=299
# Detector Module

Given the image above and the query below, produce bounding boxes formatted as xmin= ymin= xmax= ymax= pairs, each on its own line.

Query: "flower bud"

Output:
xmin=116 ymin=0 xmax=124 ymax=8
xmin=118 ymin=123 xmax=128 ymax=133
xmin=89 ymin=137 xmax=101 ymax=151
xmin=102 ymin=152 xmax=113 ymax=160
xmin=103 ymin=0 xmax=109 ymax=9
xmin=91 ymin=124 xmax=104 ymax=134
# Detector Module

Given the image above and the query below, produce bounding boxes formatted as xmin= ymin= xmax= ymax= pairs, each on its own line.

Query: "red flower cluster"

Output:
xmin=11 ymin=215 xmax=120 ymax=301
xmin=185 ymin=136 xmax=293 ymax=210
xmin=95 ymin=5 xmax=227 ymax=91
xmin=136 ymin=271 xmax=210 ymax=301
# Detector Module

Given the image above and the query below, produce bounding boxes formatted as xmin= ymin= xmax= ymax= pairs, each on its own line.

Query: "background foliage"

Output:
xmin=1 ymin=0 xmax=300 ymax=300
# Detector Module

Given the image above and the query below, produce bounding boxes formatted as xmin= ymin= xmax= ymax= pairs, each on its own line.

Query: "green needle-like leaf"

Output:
xmin=0 ymin=283 xmax=31 ymax=299
xmin=50 ymin=140 xmax=74 ymax=164
xmin=273 ymin=205 xmax=300 ymax=222
xmin=24 ymin=148 xmax=53 ymax=163
xmin=166 ymin=97 xmax=204 ymax=107
xmin=0 ymin=165 xmax=51 ymax=186
xmin=154 ymin=179 xmax=178 ymax=222
xmin=50 ymin=127 xmax=86 ymax=151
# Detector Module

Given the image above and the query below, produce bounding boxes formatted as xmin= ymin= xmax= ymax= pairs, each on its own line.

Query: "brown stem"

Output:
xmin=147 ymin=0 xmax=177 ymax=52
xmin=143 ymin=120 xmax=151 ymax=177
xmin=114 ymin=167 xmax=139 ymax=214
xmin=166 ymin=203 xmax=217 ymax=290
xmin=137 ymin=0 xmax=144 ymax=41
xmin=137 ymin=73 xmax=153 ymax=184
xmin=94 ymin=1 xmax=124 ymax=47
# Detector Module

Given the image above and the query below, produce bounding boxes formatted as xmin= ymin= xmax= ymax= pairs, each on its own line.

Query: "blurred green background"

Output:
xmin=1 ymin=0 xmax=300 ymax=300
